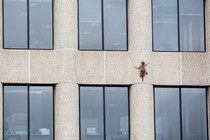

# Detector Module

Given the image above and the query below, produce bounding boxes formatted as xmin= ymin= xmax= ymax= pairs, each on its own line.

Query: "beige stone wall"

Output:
xmin=0 ymin=0 xmax=209 ymax=140
xmin=55 ymin=83 xmax=79 ymax=140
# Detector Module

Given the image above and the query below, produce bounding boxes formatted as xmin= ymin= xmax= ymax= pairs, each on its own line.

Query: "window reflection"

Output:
xmin=4 ymin=85 xmax=54 ymax=140
xmin=181 ymin=88 xmax=207 ymax=140
xmin=4 ymin=0 xmax=53 ymax=49
xmin=179 ymin=0 xmax=204 ymax=51
xmin=4 ymin=86 xmax=28 ymax=140
xmin=154 ymin=87 xmax=208 ymax=140
xmin=153 ymin=0 xmax=205 ymax=51
xmin=79 ymin=0 xmax=103 ymax=50
xmin=80 ymin=87 xmax=104 ymax=140
xmin=29 ymin=0 xmax=53 ymax=49
xmin=4 ymin=0 xmax=28 ymax=49
xmin=105 ymin=87 xmax=129 ymax=140
xmin=79 ymin=0 xmax=127 ymax=50
xmin=30 ymin=86 xmax=53 ymax=140
xmin=155 ymin=88 xmax=180 ymax=140
xmin=80 ymin=86 xmax=129 ymax=140
xmin=153 ymin=0 xmax=178 ymax=51
xmin=104 ymin=0 xmax=127 ymax=50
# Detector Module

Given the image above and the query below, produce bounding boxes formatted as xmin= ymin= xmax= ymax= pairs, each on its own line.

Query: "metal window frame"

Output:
xmin=2 ymin=84 xmax=55 ymax=140
xmin=153 ymin=86 xmax=209 ymax=140
xmin=2 ymin=0 xmax=54 ymax=50
xmin=151 ymin=0 xmax=206 ymax=52
xmin=78 ymin=0 xmax=128 ymax=51
xmin=79 ymin=85 xmax=130 ymax=140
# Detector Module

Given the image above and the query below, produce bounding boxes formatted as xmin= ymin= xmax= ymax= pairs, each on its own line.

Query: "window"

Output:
xmin=79 ymin=0 xmax=127 ymax=51
xmin=3 ymin=85 xmax=54 ymax=140
xmin=80 ymin=86 xmax=129 ymax=140
xmin=154 ymin=87 xmax=208 ymax=140
xmin=3 ymin=0 xmax=53 ymax=49
xmin=152 ymin=0 xmax=205 ymax=51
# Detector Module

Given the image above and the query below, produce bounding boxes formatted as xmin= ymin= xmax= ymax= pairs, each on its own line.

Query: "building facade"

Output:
xmin=0 ymin=0 xmax=210 ymax=140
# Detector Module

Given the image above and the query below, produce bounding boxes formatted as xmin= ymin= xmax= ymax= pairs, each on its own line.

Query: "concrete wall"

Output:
xmin=0 ymin=0 xmax=209 ymax=140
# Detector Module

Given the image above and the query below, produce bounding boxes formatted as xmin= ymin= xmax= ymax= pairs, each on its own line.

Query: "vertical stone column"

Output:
xmin=130 ymin=84 xmax=154 ymax=140
xmin=55 ymin=83 xmax=79 ymax=140
xmin=129 ymin=0 xmax=152 ymax=52
xmin=54 ymin=0 xmax=78 ymax=50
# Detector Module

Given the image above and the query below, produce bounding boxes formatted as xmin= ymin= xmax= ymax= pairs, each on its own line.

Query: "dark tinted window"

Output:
xmin=4 ymin=85 xmax=54 ymax=140
xmin=181 ymin=88 xmax=207 ymax=140
xmin=154 ymin=88 xmax=181 ymax=140
xmin=154 ymin=87 xmax=208 ymax=140
xmin=103 ymin=0 xmax=127 ymax=50
xmin=179 ymin=0 xmax=204 ymax=51
xmin=153 ymin=0 xmax=178 ymax=51
xmin=4 ymin=0 xmax=28 ymax=49
xmin=153 ymin=0 xmax=205 ymax=51
xmin=105 ymin=87 xmax=129 ymax=140
xmin=4 ymin=86 xmax=28 ymax=140
xmin=79 ymin=0 xmax=102 ymax=50
xmin=80 ymin=87 xmax=104 ymax=140
xmin=29 ymin=0 xmax=53 ymax=49
xmin=79 ymin=0 xmax=127 ymax=51
xmin=3 ymin=0 xmax=53 ymax=49
xmin=80 ymin=86 xmax=129 ymax=140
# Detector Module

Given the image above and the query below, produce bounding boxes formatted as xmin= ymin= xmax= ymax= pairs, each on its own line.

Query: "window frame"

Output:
xmin=151 ymin=0 xmax=206 ymax=52
xmin=153 ymin=86 xmax=209 ymax=140
xmin=2 ymin=0 xmax=54 ymax=50
xmin=2 ymin=84 xmax=55 ymax=140
xmin=79 ymin=85 xmax=130 ymax=140
xmin=78 ymin=0 xmax=129 ymax=51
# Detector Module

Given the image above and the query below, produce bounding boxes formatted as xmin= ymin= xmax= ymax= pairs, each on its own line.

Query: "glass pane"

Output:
xmin=153 ymin=0 xmax=178 ymax=51
xmin=79 ymin=0 xmax=102 ymax=50
xmin=29 ymin=86 xmax=53 ymax=140
xmin=105 ymin=87 xmax=129 ymax=140
xmin=29 ymin=0 xmax=53 ymax=49
xmin=154 ymin=88 xmax=181 ymax=140
xmin=179 ymin=0 xmax=204 ymax=51
xmin=80 ymin=87 xmax=104 ymax=140
xmin=104 ymin=0 xmax=127 ymax=50
xmin=4 ymin=0 xmax=27 ymax=49
xmin=4 ymin=86 xmax=28 ymax=140
xmin=181 ymin=88 xmax=207 ymax=140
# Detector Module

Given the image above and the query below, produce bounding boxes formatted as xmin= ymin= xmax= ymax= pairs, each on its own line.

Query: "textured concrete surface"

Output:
xmin=0 ymin=0 xmax=209 ymax=140
xmin=182 ymin=53 xmax=208 ymax=85
xmin=76 ymin=51 xmax=105 ymax=84
xmin=0 ymin=51 xmax=29 ymax=83
xmin=30 ymin=51 xmax=76 ymax=83
xmin=106 ymin=52 xmax=133 ymax=84
xmin=129 ymin=11 xmax=152 ymax=51
xmin=55 ymin=83 xmax=79 ymax=140
xmin=54 ymin=0 xmax=78 ymax=50
xmin=152 ymin=53 xmax=181 ymax=85
xmin=129 ymin=0 xmax=152 ymax=51
xmin=130 ymin=84 xmax=154 ymax=140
